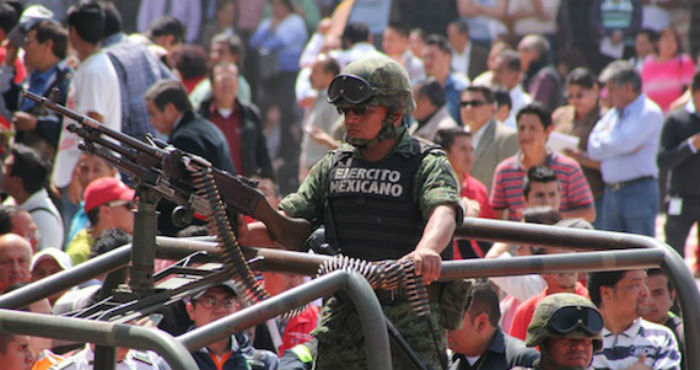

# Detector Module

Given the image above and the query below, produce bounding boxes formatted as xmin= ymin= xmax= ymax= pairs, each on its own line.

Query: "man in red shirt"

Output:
xmin=197 ymin=61 xmax=273 ymax=177
xmin=436 ymin=127 xmax=495 ymax=258
xmin=436 ymin=127 xmax=495 ymax=220
xmin=262 ymin=271 xmax=319 ymax=356
xmin=508 ymin=218 xmax=594 ymax=340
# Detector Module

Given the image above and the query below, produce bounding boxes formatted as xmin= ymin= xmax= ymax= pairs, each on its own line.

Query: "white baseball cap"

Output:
xmin=30 ymin=247 xmax=73 ymax=272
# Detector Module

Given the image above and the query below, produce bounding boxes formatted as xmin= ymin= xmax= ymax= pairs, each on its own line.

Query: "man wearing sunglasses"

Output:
xmin=65 ymin=177 xmax=135 ymax=266
xmin=516 ymin=293 xmax=604 ymax=370
xmin=241 ymin=56 xmax=462 ymax=370
xmin=186 ymin=282 xmax=257 ymax=370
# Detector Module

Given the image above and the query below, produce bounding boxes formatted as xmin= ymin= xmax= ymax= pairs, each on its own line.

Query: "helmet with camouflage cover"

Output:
xmin=327 ymin=56 xmax=415 ymax=147
xmin=332 ymin=56 xmax=416 ymax=113
xmin=526 ymin=293 xmax=603 ymax=351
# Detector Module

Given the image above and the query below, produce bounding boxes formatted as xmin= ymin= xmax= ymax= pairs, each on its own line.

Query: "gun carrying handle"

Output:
xmin=252 ymin=200 xmax=312 ymax=251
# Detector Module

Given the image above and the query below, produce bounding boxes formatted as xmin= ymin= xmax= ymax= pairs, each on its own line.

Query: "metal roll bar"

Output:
xmin=2 ymin=219 xmax=698 ymax=369
xmin=440 ymin=248 xmax=665 ymax=278
xmin=178 ymin=269 xmax=392 ymax=370
xmin=0 ymin=309 xmax=198 ymax=370
xmin=0 ymin=244 xmax=132 ymax=309
xmin=454 ymin=218 xmax=700 ymax=369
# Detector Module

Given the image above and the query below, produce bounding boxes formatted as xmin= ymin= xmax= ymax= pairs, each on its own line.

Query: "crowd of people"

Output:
xmin=0 ymin=0 xmax=697 ymax=369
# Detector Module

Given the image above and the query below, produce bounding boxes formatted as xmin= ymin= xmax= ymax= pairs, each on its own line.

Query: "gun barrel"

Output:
xmin=22 ymin=90 xmax=165 ymax=159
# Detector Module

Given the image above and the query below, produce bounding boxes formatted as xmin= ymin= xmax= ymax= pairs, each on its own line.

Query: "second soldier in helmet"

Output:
xmin=513 ymin=293 xmax=604 ymax=370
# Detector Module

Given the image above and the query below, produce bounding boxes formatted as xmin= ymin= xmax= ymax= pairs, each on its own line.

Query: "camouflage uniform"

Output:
xmin=278 ymin=56 xmax=462 ymax=370
xmin=280 ymin=131 xmax=461 ymax=228
xmin=511 ymin=293 xmax=604 ymax=370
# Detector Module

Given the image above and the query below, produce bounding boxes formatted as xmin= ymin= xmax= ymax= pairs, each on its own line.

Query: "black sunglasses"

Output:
xmin=336 ymin=106 xmax=371 ymax=116
xmin=327 ymin=75 xmax=374 ymax=105
xmin=547 ymin=305 xmax=604 ymax=335
xmin=460 ymin=100 xmax=487 ymax=108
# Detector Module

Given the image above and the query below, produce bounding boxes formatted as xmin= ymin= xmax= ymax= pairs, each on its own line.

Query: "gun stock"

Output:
xmin=212 ymin=170 xmax=311 ymax=250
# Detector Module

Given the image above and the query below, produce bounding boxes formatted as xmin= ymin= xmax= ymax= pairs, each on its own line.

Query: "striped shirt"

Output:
xmin=593 ymin=318 xmax=681 ymax=370
xmin=489 ymin=151 xmax=593 ymax=220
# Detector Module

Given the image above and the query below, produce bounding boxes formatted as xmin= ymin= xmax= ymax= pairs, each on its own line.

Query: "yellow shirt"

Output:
xmin=65 ymin=228 xmax=94 ymax=266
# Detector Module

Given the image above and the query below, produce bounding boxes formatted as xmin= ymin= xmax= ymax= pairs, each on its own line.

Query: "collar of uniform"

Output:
xmin=602 ymin=317 xmax=642 ymax=338
xmin=338 ymin=127 xmax=415 ymax=159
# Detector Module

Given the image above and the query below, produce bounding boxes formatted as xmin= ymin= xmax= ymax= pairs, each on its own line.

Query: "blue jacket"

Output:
xmin=189 ymin=328 xmax=251 ymax=370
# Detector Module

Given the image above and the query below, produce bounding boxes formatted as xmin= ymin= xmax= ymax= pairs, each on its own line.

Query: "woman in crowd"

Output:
xmin=641 ymin=26 xmax=695 ymax=113
xmin=552 ymin=68 xmax=605 ymax=229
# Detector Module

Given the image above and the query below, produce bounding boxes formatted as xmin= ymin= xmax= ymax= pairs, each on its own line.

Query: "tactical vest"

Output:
xmin=324 ymin=139 xmax=436 ymax=261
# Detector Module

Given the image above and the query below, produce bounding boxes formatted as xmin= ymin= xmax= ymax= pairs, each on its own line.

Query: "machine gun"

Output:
xmin=23 ymin=90 xmax=311 ymax=249
xmin=23 ymin=90 xmax=311 ymax=304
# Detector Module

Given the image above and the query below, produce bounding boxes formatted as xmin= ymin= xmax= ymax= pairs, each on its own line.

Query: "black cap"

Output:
xmin=192 ymin=280 xmax=238 ymax=300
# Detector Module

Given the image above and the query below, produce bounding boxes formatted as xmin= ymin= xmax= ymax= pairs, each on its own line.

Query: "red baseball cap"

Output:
xmin=84 ymin=177 xmax=135 ymax=213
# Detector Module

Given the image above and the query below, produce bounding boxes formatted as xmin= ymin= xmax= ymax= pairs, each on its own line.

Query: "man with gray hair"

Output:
xmin=409 ymin=78 xmax=458 ymax=142
xmin=517 ymin=35 xmax=561 ymax=111
xmin=587 ymin=61 xmax=663 ymax=236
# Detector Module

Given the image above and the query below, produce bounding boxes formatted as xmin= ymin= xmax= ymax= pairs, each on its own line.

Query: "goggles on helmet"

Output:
xmin=547 ymin=305 xmax=604 ymax=335
xmin=327 ymin=74 xmax=374 ymax=105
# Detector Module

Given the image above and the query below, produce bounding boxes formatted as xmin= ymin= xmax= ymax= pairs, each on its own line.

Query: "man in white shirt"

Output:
xmin=447 ymin=18 xmax=488 ymax=82
xmin=53 ymin=1 xmax=121 ymax=236
xmin=299 ymin=55 xmax=342 ymax=179
xmin=331 ymin=23 xmax=384 ymax=67
xmin=382 ymin=23 xmax=425 ymax=84
xmin=1 ymin=144 xmax=62 ymax=250
xmin=459 ymin=85 xmax=517 ymax=192
xmin=492 ymin=49 xmax=532 ymax=129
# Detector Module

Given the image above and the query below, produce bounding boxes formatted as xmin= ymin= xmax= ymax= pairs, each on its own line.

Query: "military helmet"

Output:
xmin=327 ymin=56 xmax=416 ymax=114
xmin=526 ymin=293 xmax=604 ymax=351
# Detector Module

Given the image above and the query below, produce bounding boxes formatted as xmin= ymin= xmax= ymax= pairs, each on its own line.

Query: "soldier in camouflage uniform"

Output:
xmin=512 ymin=293 xmax=604 ymax=370
xmin=242 ymin=56 xmax=462 ymax=370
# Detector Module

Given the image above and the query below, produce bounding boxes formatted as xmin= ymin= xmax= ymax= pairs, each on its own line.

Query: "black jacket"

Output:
xmin=158 ymin=111 xmax=236 ymax=236
xmin=169 ymin=110 xmax=236 ymax=175
xmin=449 ymin=328 xmax=539 ymax=370
xmin=198 ymin=98 xmax=273 ymax=178
xmin=657 ymin=107 xmax=700 ymax=199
